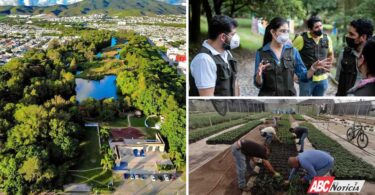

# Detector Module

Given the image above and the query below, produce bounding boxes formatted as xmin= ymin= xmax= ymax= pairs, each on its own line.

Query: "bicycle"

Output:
xmin=346 ymin=124 xmax=369 ymax=149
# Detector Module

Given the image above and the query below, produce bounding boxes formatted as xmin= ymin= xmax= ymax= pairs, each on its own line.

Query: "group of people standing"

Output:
xmin=232 ymin=123 xmax=334 ymax=192
xmin=189 ymin=15 xmax=375 ymax=96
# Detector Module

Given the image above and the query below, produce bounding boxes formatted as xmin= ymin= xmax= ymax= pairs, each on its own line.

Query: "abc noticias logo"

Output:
xmin=307 ymin=176 xmax=365 ymax=193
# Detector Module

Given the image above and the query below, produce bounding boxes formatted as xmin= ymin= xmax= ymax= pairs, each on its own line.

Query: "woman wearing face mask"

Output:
xmin=347 ymin=37 xmax=375 ymax=96
xmin=254 ymin=17 xmax=331 ymax=96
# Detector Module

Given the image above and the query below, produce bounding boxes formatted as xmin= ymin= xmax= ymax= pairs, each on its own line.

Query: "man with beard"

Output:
xmin=293 ymin=15 xmax=334 ymax=96
xmin=336 ymin=19 xmax=374 ymax=96
xmin=189 ymin=15 xmax=240 ymax=96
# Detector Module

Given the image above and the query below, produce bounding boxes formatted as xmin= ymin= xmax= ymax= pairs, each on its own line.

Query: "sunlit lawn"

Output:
xmin=199 ymin=16 xmax=263 ymax=52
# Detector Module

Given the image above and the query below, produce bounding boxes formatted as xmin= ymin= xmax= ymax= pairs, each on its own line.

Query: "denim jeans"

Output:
xmin=231 ymin=143 xmax=252 ymax=188
xmin=299 ymin=79 xmax=328 ymax=96
xmin=265 ymin=133 xmax=273 ymax=145
xmin=299 ymin=80 xmax=311 ymax=96
xmin=298 ymin=132 xmax=308 ymax=151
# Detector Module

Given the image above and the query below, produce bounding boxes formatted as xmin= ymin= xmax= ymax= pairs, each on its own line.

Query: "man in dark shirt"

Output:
xmin=231 ymin=139 xmax=280 ymax=192
xmin=289 ymin=126 xmax=309 ymax=153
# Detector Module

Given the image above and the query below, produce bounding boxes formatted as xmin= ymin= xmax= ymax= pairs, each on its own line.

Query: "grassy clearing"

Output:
xmin=199 ymin=17 xmax=263 ymax=52
xmin=76 ymin=59 xmax=125 ymax=79
xmin=68 ymin=127 xmax=115 ymax=189
xmin=129 ymin=116 xmax=146 ymax=127
xmin=73 ymin=127 xmax=102 ymax=170
xmin=101 ymin=117 xmax=129 ymax=127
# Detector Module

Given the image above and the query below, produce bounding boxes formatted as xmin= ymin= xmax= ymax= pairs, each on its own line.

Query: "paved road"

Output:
xmin=115 ymin=177 xmax=186 ymax=195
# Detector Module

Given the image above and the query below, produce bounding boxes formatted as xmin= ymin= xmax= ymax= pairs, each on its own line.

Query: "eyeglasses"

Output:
xmin=278 ymin=29 xmax=290 ymax=34
xmin=224 ymin=33 xmax=236 ymax=38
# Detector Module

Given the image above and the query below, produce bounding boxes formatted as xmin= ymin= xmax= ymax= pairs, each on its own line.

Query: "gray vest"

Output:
xmin=189 ymin=46 xmax=237 ymax=96
xmin=337 ymin=47 xmax=358 ymax=96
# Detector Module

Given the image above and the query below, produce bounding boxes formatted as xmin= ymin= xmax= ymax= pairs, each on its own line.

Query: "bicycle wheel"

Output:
xmin=346 ymin=127 xmax=355 ymax=141
xmin=357 ymin=132 xmax=369 ymax=149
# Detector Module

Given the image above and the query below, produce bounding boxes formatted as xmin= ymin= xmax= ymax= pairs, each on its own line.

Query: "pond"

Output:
xmin=75 ymin=75 xmax=118 ymax=103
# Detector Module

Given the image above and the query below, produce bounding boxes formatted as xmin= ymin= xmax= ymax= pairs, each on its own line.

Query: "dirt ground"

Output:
xmin=189 ymin=123 xmax=247 ymax=173
xmin=189 ymin=123 xmax=267 ymax=195
xmin=190 ymin=114 xmax=375 ymax=195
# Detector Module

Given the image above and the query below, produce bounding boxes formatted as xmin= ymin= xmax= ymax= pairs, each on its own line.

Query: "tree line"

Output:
xmin=0 ymin=29 xmax=112 ymax=194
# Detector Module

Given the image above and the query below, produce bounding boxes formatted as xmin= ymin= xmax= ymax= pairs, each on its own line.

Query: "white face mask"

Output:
xmin=229 ymin=34 xmax=240 ymax=49
xmin=224 ymin=33 xmax=240 ymax=50
xmin=275 ymin=33 xmax=289 ymax=45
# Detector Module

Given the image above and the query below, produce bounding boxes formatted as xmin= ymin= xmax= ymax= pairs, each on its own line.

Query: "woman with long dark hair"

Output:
xmin=348 ymin=36 xmax=375 ymax=96
xmin=253 ymin=17 xmax=332 ymax=96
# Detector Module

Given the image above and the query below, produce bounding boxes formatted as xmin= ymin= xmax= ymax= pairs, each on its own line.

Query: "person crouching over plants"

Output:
xmin=285 ymin=150 xmax=334 ymax=185
xmin=231 ymin=139 xmax=280 ymax=192
xmin=259 ymin=125 xmax=282 ymax=146
xmin=273 ymin=117 xmax=278 ymax=129
xmin=289 ymin=126 xmax=308 ymax=152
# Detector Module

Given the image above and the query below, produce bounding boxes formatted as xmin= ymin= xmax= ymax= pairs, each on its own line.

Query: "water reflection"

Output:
xmin=75 ymin=75 xmax=118 ymax=102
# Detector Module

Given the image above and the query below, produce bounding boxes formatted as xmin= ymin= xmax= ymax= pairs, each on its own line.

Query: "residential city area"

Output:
xmin=0 ymin=13 xmax=186 ymax=73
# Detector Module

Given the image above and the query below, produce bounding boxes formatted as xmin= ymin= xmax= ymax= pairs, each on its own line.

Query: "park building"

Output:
xmin=108 ymin=127 xmax=173 ymax=174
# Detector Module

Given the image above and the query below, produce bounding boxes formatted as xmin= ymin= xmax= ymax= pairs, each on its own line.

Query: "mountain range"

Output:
xmin=0 ymin=0 xmax=83 ymax=6
xmin=0 ymin=0 xmax=185 ymax=16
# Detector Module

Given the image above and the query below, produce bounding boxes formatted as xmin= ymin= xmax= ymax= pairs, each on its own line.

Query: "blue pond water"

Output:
xmin=96 ymin=52 xmax=103 ymax=58
xmin=111 ymin=37 xmax=118 ymax=47
xmin=75 ymin=75 xmax=118 ymax=103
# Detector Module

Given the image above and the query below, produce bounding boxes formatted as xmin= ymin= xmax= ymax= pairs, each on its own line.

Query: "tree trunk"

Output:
xmin=230 ymin=0 xmax=236 ymax=17
xmin=213 ymin=0 xmax=223 ymax=15
xmin=202 ymin=0 xmax=213 ymax=26
xmin=190 ymin=0 xmax=202 ymax=43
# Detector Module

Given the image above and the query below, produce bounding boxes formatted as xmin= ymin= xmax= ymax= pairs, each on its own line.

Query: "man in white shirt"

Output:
xmin=259 ymin=126 xmax=282 ymax=145
xmin=189 ymin=15 xmax=240 ymax=96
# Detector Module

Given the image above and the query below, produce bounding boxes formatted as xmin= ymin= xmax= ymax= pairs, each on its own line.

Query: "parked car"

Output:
xmin=130 ymin=174 xmax=135 ymax=180
xmin=171 ymin=174 xmax=177 ymax=180
xmin=163 ymin=174 xmax=170 ymax=181
xmin=135 ymin=174 xmax=140 ymax=179
xmin=142 ymin=174 xmax=147 ymax=180
xmin=151 ymin=174 xmax=156 ymax=181
xmin=123 ymin=173 xmax=130 ymax=179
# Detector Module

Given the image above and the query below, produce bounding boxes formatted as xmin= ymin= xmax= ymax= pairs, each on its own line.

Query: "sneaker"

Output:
xmin=299 ymin=150 xmax=304 ymax=153
xmin=239 ymin=186 xmax=252 ymax=192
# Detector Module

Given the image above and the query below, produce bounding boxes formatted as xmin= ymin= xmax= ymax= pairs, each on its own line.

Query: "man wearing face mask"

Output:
xmin=189 ymin=15 xmax=240 ymax=96
xmin=347 ymin=36 xmax=375 ymax=96
xmin=336 ymin=19 xmax=374 ymax=96
xmin=293 ymin=16 xmax=334 ymax=96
